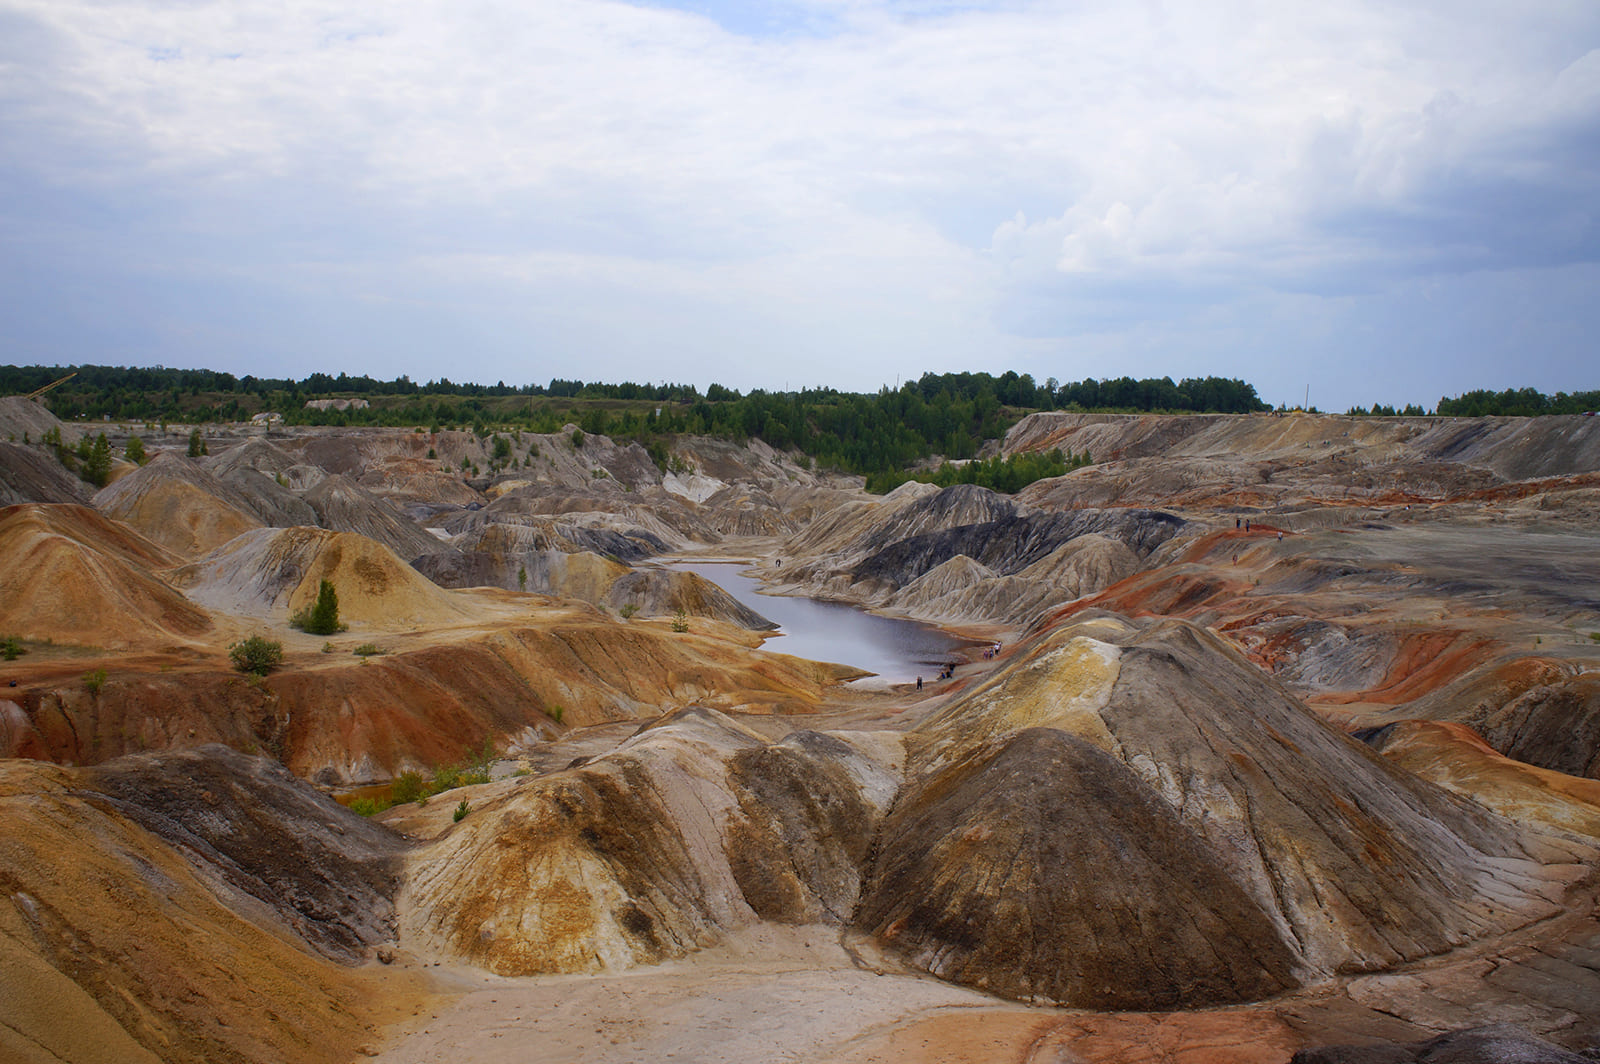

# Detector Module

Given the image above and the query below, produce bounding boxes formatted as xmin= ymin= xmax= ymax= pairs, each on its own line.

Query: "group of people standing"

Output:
xmin=916 ymin=642 xmax=1002 ymax=690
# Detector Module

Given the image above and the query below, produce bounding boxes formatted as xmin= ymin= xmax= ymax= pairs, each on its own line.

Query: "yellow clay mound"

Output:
xmin=0 ymin=504 xmax=212 ymax=647
xmin=285 ymin=529 xmax=474 ymax=630
xmin=95 ymin=469 xmax=262 ymax=558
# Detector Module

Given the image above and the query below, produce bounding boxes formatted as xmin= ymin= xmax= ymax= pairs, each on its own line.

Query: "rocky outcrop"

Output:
xmin=883 ymin=533 xmax=1140 ymax=625
xmin=440 ymin=508 xmax=675 ymax=562
xmin=1006 ymin=411 xmax=1600 ymax=483
xmin=1364 ymin=720 xmax=1600 ymax=845
xmin=848 ymin=507 xmax=1185 ymax=594
xmin=855 ymin=725 xmax=1299 ymax=1008
xmin=1004 ymin=411 xmax=1600 ymax=512
xmin=413 ymin=546 xmax=777 ymax=629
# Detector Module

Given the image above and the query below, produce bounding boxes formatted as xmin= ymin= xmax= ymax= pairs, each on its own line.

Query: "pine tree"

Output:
xmin=82 ymin=433 xmax=113 ymax=488
xmin=291 ymin=580 xmax=343 ymax=635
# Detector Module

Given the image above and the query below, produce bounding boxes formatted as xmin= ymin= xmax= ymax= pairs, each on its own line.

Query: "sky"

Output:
xmin=1 ymin=0 xmax=1596 ymax=412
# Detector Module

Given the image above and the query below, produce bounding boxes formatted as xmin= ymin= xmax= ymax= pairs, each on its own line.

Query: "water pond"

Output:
xmin=666 ymin=561 xmax=968 ymax=686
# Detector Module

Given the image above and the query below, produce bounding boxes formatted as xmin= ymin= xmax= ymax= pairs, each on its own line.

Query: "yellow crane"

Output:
xmin=21 ymin=372 xmax=76 ymax=401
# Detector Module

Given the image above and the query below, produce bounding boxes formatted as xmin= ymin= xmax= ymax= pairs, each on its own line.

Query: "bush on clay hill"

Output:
xmin=230 ymin=635 xmax=284 ymax=676
xmin=1 ymin=636 xmax=25 ymax=661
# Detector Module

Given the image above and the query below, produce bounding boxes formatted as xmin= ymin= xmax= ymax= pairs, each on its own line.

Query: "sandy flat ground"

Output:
xmin=371 ymin=925 xmax=1018 ymax=1064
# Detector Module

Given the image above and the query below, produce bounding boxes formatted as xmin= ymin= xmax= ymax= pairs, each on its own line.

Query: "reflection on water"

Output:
xmin=667 ymin=562 xmax=966 ymax=684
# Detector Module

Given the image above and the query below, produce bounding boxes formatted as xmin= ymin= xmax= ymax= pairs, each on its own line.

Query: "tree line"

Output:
xmin=4 ymin=363 xmax=1268 ymax=493
xmin=1434 ymin=388 xmax=1600 ymax=417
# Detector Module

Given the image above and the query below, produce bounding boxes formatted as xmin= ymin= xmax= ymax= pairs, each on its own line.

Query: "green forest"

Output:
xmin=7 ymin=363 xmax=1591 ymax=494
xmin=2 ymin=365 xmax=1267 ymax=491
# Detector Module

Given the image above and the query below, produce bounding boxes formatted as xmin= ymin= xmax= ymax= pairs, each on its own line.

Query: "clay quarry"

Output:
xmin=3 ymin=394 xmax=1600 ymax=1064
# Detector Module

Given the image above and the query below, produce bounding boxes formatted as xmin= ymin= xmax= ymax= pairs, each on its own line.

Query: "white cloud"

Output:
xmin=1 ymin=0 xmax=1596 ymax=407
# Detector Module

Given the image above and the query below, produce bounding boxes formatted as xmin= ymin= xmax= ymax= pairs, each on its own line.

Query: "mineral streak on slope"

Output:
xmin=80 ymin=744 xmax=407 ymax=962
xmin=1391 ymin=658 xmax=1600 ymax=781
xmin=853 ymin=617 xmax=1591 ymax=1008
xmin=0 ymin=440 xmax=91 ymax=505
xmin=0 ymin=503 xmax=213 ymax=648
xmin=856 ymin=725 xmax=1301 ymax=1009
xmin=0 ymin=756 xmax=421 ymax=1064
xmin=1366 ymin=720 xmax=1600 ymax=844
xmin=302 ymin=473 xmax=450 ymax=560
xmin=3 ymin=608 xmax=851 ymax=780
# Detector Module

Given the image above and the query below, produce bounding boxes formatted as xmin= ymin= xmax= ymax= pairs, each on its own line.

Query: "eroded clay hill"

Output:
xmin=3 ymin=409 xmax=1600 ymax=1063
xmin=393 ymin=619 xmax=1593 ymax=1017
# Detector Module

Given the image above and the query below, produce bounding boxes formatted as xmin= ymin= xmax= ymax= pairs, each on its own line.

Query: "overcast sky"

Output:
xmin=1 ymin=0 xmax=1596 ymax=411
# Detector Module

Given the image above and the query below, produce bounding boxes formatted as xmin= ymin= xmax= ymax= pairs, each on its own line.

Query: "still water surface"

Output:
xmin=667 ymin=561 xmax=967 ymax=685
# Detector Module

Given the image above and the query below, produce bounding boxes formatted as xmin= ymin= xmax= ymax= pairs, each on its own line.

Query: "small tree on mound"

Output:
xmin=81 ymin=433 xmax=112 ymax=488
xmin=291 ymin=579 xmax=344 ymax=635
xmin=124 ymin=435 xmax=147 ymax=465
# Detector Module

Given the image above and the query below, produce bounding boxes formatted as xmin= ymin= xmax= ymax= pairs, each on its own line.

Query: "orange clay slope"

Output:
xmin=0 ymin=503 xmax=213 ymax=648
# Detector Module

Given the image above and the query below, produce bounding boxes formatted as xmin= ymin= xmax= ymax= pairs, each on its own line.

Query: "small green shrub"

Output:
xmin=187 ymin=427 xmax=207 ymax=457
xmin=619 ymin=603 xmax=638 ymax=619
xmin=390 ymin=770 xmax=425 ymax=805
xmin=549 ymin=704 xmax=564 ymax=724
xmin=1590 ymin=632 xmax=1600 ymax=643
xmin=671 ymin=608 xmax=689 ymax=633
xmin=230 ymin=636 xmax=284 ymax=675
xmin=350 ymin=798 xmax=381 ymax=817
xmin=432 ymin=764 xmax=462 ymax=793
xmin=518 ymin=565 xmax=527 ymax=591
xmin=322 ymin=641 xmax=335 ymax=654
xmin=1 ymin=636 xmax=25 ymax=661
xmin=83 ymin=669 xmax=107 ymax=695
xmin=570 ymin=428 xmax=584 ymax=448
xmin=453 ymin=798 xmax=470 ymax=822
xmin=352 ymin=643 xmax=385 ymax=657
xmin=124 ymin=435 xmax=147 ymax=465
